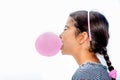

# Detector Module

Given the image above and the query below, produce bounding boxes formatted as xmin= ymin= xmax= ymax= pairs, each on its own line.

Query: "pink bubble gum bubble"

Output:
xmin=35 ymin=32 xmax=63 ymax=57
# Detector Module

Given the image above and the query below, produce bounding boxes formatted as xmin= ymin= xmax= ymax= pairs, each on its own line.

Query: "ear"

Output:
xmin=76 ymin=32 xmax=89 ymax=44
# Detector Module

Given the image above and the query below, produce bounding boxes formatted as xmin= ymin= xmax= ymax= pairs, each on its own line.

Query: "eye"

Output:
xmin=64 ymin=27 xmax=67 ymax=31
xmin=64 ymin=25 xmax=68 ymax=31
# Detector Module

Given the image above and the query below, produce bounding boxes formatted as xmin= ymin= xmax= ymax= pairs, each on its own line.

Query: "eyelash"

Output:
xmin=64 ymin=26 xmax=68 ymax=31
xmin=64 ymin=28 xmax=67 ymax=31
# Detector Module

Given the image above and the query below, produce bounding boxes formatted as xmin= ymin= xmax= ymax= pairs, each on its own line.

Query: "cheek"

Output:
xmin=61 ymin=30 xmax=77 ymax=48
xmin=62 ymin=34 xmax=76 ymax=50
xmin=61 ymin=38 xmax=76 ymax=55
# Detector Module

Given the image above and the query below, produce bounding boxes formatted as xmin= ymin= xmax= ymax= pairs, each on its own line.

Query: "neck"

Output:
xmin=72 ymin=49 xmax=100 ymax=65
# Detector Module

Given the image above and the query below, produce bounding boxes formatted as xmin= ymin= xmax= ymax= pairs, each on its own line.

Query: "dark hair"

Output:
xmin=70 ymin=10 xmax=115 ymax=80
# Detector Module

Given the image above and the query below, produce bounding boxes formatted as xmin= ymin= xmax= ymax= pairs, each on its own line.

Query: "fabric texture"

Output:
xmin=72 ymin=62 xmax=111 ymax=80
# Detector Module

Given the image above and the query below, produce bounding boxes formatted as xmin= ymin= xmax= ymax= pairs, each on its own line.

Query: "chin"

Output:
xmin=61 ymin=50 xmax=70 ymax=55
xmin=60 ymin=50 xmax=65 ymax=55
xmin=60 ymin=50 xmax=64 ymax=55
xmin=60 ymin=46 xmax=70 ymax=55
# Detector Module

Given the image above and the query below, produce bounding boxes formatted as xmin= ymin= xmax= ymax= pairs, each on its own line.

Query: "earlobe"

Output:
xmin=77 ymin=32 xmax=88 ymax=44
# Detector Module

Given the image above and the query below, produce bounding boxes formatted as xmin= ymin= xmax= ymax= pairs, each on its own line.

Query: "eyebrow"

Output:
xmin=65 ymin=25 xmax=69 ymax=28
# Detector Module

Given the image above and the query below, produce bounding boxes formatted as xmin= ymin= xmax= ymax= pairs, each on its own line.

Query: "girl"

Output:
xmin=60 ymin=10 xmax=117 ymax=80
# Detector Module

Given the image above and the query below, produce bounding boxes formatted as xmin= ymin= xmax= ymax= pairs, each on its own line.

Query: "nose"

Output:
xmin=59 ymin=32 xmax=63 ymax=39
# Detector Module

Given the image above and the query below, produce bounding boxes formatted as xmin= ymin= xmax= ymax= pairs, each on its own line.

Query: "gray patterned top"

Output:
xmin=72 ymin=62 xmax=111 ymax=80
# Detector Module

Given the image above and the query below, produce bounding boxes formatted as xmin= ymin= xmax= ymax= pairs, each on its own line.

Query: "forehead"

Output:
xmin=66 ymin=17 xmax=80 ymax=35
xmin=66 ymin=17 xmax=75 ymax=26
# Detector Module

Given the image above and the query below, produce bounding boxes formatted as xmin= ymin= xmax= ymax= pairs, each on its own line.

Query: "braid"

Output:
xmin=101 ymin=48 xmax=116 ymax=80
xmin=89 ymin=42 xmax=115 ymax=72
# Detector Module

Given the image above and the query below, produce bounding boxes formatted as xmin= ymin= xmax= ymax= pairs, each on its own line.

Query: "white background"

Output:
xmin=0 ymin=0 xmax=120 ymax=80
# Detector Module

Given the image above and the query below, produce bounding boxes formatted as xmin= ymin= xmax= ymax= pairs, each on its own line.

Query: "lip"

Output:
xmin=60 ymin=44 xmax=63 ymax=50
xmin=60 ymin=40 xmax=63 ymax=50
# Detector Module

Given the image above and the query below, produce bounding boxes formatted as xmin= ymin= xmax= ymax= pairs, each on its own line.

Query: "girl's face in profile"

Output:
xmin=60 ymin=17 xmax=79 ymax=55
